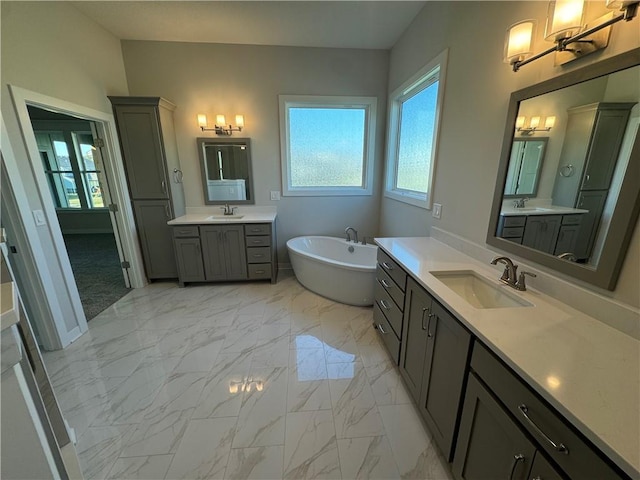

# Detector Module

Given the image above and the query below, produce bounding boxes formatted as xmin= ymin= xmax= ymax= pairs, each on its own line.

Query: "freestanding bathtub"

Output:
xmin=286 ymin=236 xmax=378 ymax=306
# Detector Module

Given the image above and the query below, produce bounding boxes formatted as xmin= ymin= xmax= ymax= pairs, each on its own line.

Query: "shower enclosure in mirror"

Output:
xmin=197 ymin=137 xmax=254 ymax=205
xmin=487 ymin=48 xmax=640 ymax=290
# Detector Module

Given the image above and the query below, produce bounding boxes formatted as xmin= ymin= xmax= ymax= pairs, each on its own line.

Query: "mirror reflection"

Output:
xmin=197 ymin=137 xmax=254 ymax=204
xmin=495 ymin=64 xmax=639 ymax=269
xmin=504 ymin=138 xmax=548 ymax=197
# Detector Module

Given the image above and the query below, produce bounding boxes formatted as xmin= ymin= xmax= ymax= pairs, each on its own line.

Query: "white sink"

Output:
xmin=206 ymin=214 xmax=245 ymax=220
xmin=430 ymin=270 xmax=532 ymax=309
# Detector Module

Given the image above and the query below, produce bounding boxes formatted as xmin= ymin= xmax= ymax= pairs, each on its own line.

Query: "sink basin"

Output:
xmin=516 ymin=207 xmax=552 ymax=212
xmin=430 ymin=270 xmax=532 ymax=309
xmin=206 ymin=214 xmax=245 ymax=220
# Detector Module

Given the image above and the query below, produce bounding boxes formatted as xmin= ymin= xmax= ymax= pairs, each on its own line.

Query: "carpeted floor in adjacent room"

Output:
xmin=63 ymin=233 xmax=131 ymax=321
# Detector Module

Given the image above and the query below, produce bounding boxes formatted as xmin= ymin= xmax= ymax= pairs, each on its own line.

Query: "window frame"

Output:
xmin=279 ymin=95 xmax=377 ymax=197
xmin=384 ymin=50 xmax=448 ymax=209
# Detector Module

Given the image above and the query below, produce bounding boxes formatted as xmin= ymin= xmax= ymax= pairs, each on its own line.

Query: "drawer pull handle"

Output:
xmin=179 ymin=230 xmax=191 ymax=235
xmin=382 ymin=262 xmax=394 ymax=271
xmin=255 ymin=270 xmax=265 ymax=274
xmin=377 ymin=323 xmax=387 ymax=334
xmin=508 ymin=454 xmax=525 ymax=480
xmin=252 ymin=240 xmax=262 ymax=244
xmin=380 ymin=279 xmax=392 ymax=289
xmin=380 ymin=299 xmax=391 ymax=310
xmin=253 ymin=254 xmax=264 ymax=258
xmin=518 ymin=404 xmax=568 ymax=454
xmin=421 ymin=307 xmax=430 ymax=330
xmin=251 ymin=228 xmax=261 ymax=232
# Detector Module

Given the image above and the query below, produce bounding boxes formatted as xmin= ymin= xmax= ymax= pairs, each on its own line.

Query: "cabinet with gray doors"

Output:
xmin=499 ymin=214 xmax=584 ymax=256
xmin=453 ymin=342 xmax=625 ymax=480
xmin=399 ymin=277 xmax=472 ymax=460
xmin=172 ymin=222 xmax=277 ymax=286
xmin=110 ymin=96 xmax=185 ymax=279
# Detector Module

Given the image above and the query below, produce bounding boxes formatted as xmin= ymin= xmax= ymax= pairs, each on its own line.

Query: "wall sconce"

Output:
xmin=198 ymin=113 xmax=245 ymax=135
xmin=516 ymin=115 xmax=556 ymax=134
xmin=505 ymin=0 xmax=639 ymax=72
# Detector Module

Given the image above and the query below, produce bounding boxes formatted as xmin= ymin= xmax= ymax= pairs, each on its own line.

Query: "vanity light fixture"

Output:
xmin=516 ymin=115 xmax=556 ymax=135
xmin=505 ymin=0 xmax=639 ymax=72
xmin=198 ymin=113 xmax=245 ymax=135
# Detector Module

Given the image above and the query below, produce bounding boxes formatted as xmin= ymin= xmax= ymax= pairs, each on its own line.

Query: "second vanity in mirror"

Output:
xmin=488 ymin=49 xmax=640 ymax=290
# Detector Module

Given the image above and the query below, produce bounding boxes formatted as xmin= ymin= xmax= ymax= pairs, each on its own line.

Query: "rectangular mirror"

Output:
xmin=487 ymin=48 xmax=640 ymax=290
xmin=197 ymin=137 xmax=254 ymax=204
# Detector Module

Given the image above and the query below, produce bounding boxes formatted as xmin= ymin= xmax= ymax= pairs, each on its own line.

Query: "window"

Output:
xmin=279 ymin=95 xmax=377 ymax=196
xmin=37 ymin=130 xmax=105 ymax=209
xmin=385 ymin=50 xmax=448 ymax=208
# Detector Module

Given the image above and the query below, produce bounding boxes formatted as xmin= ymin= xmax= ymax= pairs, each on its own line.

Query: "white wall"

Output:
xmin=381 ymin=1 xmax=640 ymax=309
xmin=120 ymin=41 xmax=389 ymax=263
xmin=1 ymin=1 xmax=130 ymax=345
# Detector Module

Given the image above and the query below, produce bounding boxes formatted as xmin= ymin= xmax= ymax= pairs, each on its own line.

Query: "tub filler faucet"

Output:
xmin=345 ymin=226 xmax=358 ymax=243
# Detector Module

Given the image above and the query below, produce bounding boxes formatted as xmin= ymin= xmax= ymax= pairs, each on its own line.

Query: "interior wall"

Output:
xmin=1 ymin=1 xmax=130 ymax=343
xmin=381 ymin=1 xmax=640 ymax=308
xmin=121 ymin=41 xmax=389 ymax=263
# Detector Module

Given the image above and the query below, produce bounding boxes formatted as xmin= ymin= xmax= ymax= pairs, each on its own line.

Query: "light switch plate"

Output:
xmin=432 ymin=203 xmax=442 ymax=219
xmin=32 ymin=209 xmax=47 ymax=226
xmin=270 ymin=191 xmax=281 ymax=201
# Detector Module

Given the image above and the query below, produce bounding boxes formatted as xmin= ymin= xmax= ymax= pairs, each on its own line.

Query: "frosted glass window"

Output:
xmin=385 ymin=50 xmax=448 ymax=209
xmin=279 ymin=96 xmax=377 ymax=196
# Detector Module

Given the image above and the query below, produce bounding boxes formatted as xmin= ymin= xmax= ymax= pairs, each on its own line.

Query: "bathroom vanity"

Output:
xmin=168 ymin=209 xmax=277 ymax=286
xmin=373 ymin=237 xmax=638 ymax=480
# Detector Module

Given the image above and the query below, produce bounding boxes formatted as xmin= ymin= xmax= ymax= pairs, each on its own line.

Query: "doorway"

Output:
xmin=28 ymin=106 xmax=130 ymax=321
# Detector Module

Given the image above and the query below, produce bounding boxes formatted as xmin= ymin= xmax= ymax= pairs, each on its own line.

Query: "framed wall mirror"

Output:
xmin=487 ymin=48 xmax=640 ymax=290
xmin=197 ymin=137 xmax=255 ymax=205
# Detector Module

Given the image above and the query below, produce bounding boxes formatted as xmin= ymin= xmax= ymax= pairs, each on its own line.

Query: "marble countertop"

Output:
xmin=375 ymin=236 xmax=639 ymax=478
xmin=168 ymin=207 xmax=276 ymax=225
xmin=500 ymin=205 xmax=589 ymax=216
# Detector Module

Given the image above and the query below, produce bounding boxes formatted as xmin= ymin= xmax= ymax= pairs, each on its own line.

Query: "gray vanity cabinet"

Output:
xmin=452 ymin=372 xmax=537 ymax=480
xmin=399 ymin=277 xmax=472 ymax=460
xmin=133 ymin=200 xmax=177 ymax=278
xmin=173 ymin=227 xmax=205 ymax=286
xmin=201 ymin=225 xmax=247 ymax=281
xmin=522 ymin=215 xmax=562 ymax=254
xmin=574 ymin=190 xmax=608 ymax=260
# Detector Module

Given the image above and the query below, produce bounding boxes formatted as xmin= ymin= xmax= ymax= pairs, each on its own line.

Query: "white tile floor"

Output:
xmin=43 ymin=273 xmax=453 ymax=479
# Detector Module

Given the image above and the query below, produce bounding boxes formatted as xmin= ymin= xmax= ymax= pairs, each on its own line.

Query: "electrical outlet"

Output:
xmin=270 ymin=191 xmax=281 ymax=201
xmin=432 ymin=203 xmax=442 ymax=219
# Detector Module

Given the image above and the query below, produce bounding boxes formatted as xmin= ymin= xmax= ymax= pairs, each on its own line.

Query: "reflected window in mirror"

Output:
xmin=487 ymin=49 xmax=640 ymax=290
xmin=197 ymin=137 xmax=255 ymax=205
xmin=504 ymin=138 xmax=548 ymax=197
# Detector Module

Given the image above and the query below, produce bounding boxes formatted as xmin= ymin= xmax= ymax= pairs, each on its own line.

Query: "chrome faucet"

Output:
xmin=513 ymin=198 xmax=529 ymax=208
xmin=361 ymin=236 xmax=375 ymax=245
xmin=345 ymin=226 xmax=358 ymax=243
xmin=490 ymin=256 xmax=518 ymax=286
xmin=221 ymin=204 xmax=237 ymax=216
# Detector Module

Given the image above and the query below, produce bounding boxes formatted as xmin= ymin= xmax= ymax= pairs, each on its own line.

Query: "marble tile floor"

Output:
xmin=42 ymin=273 xmax=454 ymax=480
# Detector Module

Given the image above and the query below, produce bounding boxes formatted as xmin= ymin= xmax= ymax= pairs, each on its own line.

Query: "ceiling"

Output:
xmin=70 ymin=1 xmax=427 ymax=50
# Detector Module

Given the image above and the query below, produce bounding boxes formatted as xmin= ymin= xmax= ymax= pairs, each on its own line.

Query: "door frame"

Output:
xmin=6 ymin=86 xmax=146 ymax=346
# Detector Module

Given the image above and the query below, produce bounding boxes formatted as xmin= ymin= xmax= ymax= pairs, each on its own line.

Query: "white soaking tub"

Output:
xmin=286 ymin=236 xmax=378 ymax=306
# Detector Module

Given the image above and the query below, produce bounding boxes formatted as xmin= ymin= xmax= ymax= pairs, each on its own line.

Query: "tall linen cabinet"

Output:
xmin=109 ymin=96 xmax=185 ymax=279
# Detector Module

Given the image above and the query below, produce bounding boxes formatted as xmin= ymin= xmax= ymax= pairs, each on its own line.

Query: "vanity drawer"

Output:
xmin=471 ymin=343 xmax=623 ymax=480
xmin=503 ymin=215 xmax=526 ymax=227
xmin=246 ymin=236 xmax=271 ymax=247
xmin=245 ymin=224 xmax=271 ymax=236
xmin=173 ymin=226 xmax=199 ymax=237
xmin=374 ymin=280 xmax=402 ymax=339
xmin=562 ymin=214 xmax=582 ymax=226
xmin=376 ymin=265 xmax=405 ymax=310
xmin=377 ymin=250 xmax=407 ymax=292
xmin=248 ymin=264 xmax=272 ymax=279
xmin=373 ymin=304 xmax=400 ymax=364
xmin=501 ymin=226 xmax=524 ymax=238
xmin=247 ymin=247 xmax=271 ymax=264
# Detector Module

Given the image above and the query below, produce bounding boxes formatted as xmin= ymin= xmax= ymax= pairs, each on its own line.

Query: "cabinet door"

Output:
xmin=399 ymin=278 xmax=431 ymax=402
xmin=114 ymin=105 xmax=168 ymax=199
xmin=574 ymin=190 xmax=608 ymax=260
xmin=553 ymin=225 xmax=580 ymax=256
xmin=581 ymin=109 xmax=630 ymax=191
xmin=419 ymin=301 xmax=471 ymax=460
xmin=522 ymin=216 xmax=561 ymax=254
xmin=222 ymin=225 xmax=247 ymax=280
xmin=133 ymin=200 xmax=177 ymax=279
xmin=174 ymin=238 xmax=205 ymax=284
xmin=453 ymin=373 xmax=536 ymax=480
xmin=201 ymin=226 xmax=227 ymax=281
